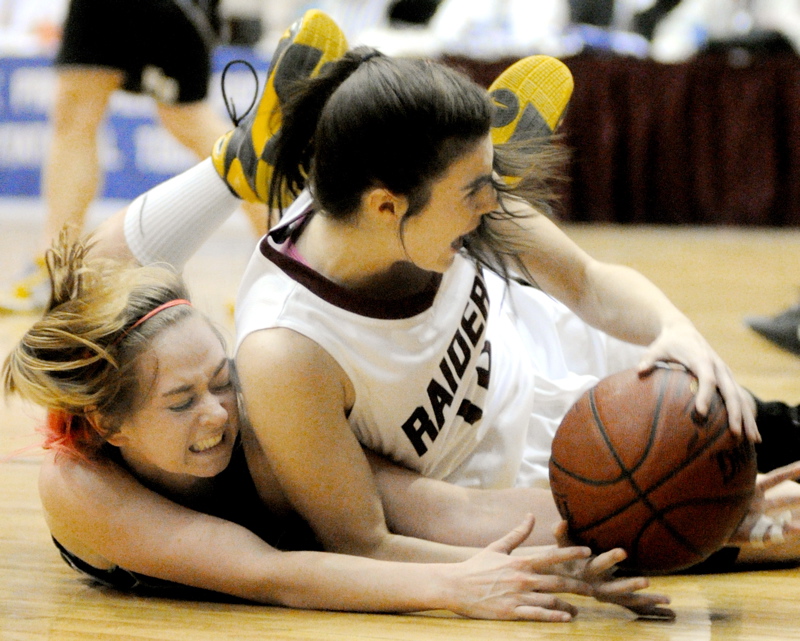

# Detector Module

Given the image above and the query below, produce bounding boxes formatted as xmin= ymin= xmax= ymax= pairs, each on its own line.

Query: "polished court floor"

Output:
xmin=2 ymin=197 xmax=800 ymax=640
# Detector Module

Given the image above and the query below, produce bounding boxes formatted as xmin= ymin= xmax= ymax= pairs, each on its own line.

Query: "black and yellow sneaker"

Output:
xmin=212 ymin=9 xmax=348 ymax=204
xmin=489 ymin=55 xmax=574 ymax=146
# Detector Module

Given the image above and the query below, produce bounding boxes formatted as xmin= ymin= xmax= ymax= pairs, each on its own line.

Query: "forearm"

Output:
xmin=371 ymin=453 xmax=561 ymax=547
xmin=536 ymin=230 xmax=757 ymax=438
xmin=259 ymin=551 xmax=454 ymax=613
xmin=569 ymin=260 xmax=691 ymax=346
xmin=406 ymin=486 xmax=562 ymax=548
xmin=162 ymin=521 xmax=451 ymax=611
xmin=496 ymin=201 xmax=691 ymax=346
xmin=317 ymin=515 xmax=479 ymax=563
xmin=246 ymin=533 xmax=602 ymax=621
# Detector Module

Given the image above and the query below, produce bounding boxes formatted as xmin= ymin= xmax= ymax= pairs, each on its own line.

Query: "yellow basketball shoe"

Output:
xmin=0 ymin=256 xmax=50 ymax=314
xmin=489 ymin=55 xmax=574 ymax=146
xmin=212 ymin=9 xmax=348 ymax=204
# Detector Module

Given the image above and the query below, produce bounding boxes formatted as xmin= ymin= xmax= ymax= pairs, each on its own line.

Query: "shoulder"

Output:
xmin=40 ymin=451 xmax=127 ymax=505
xmin=39 ymin=451 xmax=140 ymax=569
xmin=39 ymin=450 xmax=150 ymax=524
xmin=236 ymin=328 xmax=354 ymax=415
xmin=238 ymin=328 xmax=344 ymax=383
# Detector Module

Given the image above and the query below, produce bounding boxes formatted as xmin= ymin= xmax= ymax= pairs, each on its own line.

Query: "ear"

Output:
xmin=85 ymin=411 xmax=125 ymax=446
xmin=363 ymin=188 xmax=408 ymax=222
xmin=103 ymin=429 xmax=129 ymax=448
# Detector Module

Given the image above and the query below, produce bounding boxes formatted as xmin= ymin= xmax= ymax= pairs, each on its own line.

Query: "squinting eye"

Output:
xmin=170 ymin=397 xmax=195 ymax=412
xmin=212 ymin=379 xmax=233 ymax=393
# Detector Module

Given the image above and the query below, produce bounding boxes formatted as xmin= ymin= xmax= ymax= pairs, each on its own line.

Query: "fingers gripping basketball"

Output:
xmin=549 ymin=365 xmax=757 ymax=574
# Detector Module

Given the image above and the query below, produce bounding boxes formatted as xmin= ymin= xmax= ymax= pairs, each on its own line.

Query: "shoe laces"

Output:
xmin=220 ymin=60 xmax=259 ymax=127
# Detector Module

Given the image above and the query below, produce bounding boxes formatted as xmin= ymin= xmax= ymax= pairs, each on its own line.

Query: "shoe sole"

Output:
xmin=488 ymin=55 xmax=574 ymax=146
xmin=255 ymin=10 xmax=349 ymax=192
xmin=213 ymin=9 xmax=348 ymax=203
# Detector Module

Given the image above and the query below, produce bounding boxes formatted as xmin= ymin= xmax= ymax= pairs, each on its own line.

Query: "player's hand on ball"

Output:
xmin=552 ymin=521 xmax=675 ymax=620
xmin=448 ymin=514 xmax=598 ymax=621
xmin=637 ymin=322 xmax=759 ymax=441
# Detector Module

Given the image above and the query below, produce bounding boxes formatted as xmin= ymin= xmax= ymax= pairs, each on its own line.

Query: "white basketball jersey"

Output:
xmin=236 ymin=191 xmax=643 ymax=489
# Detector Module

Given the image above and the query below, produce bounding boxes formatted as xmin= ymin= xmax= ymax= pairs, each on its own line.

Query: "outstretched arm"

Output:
xmin=492 ymin=199 xmax=757 ymax=440
xmin=39 ymin=452 xmax=601 ymax=620
xmin=369 ymin=452 xmax=674 ymax=619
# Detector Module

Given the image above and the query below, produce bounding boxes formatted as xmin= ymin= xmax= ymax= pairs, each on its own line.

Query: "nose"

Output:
xmin=481 ymin=197 xmax=498 ymax=217
xmin=199 ymin=392 xmax=229 ymax=427
xmin=477 ymin=194 xmax=498 ymax=219
xmin=476 ymin=185 xmax=499 ymax=217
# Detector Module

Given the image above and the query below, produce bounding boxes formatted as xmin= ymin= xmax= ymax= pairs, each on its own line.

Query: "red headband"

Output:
xmin=129 ymin=299 xmax=192 ymax=331
xmin=114 ymin=299 xmax=192 ymax=346
xmin=49 ymin=299 xmax=193 ymax=457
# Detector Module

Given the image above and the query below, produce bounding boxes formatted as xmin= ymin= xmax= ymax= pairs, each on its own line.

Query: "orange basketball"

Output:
xmin=549 ymin=365 xmax=756 ymax=574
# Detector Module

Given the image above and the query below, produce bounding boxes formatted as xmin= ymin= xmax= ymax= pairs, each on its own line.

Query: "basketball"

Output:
xmin=549 ymin=364 xmax=757 ymax=574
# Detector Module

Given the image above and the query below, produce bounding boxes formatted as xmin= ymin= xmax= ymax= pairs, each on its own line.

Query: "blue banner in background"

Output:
xmin=0 ymin=46 xmax=270 ymax=199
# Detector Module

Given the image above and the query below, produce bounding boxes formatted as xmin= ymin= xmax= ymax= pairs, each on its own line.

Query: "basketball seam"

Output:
xmin=550 ymin=373 xmax=664 ymax=485
xmin=561 ymin=372 xmax=731 ymax=544
xmin=629 ymin=492 xmax=754 ymax=568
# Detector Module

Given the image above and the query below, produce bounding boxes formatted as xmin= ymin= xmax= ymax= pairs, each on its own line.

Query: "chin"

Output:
xmin=437 ymin=254 xmax=457 ymax=271
xmin=192 ymin=459 xmax=230 ymax=479
xmin=194 ymin=446 xmax=235 ymax=478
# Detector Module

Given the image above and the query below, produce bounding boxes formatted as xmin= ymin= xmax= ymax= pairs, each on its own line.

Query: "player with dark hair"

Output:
xmin=91 ymin=10 xmax=800 ymax=573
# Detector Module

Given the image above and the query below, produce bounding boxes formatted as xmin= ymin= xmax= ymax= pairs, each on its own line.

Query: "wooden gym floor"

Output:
xmin=1 ymin=198 xmax=800 ymax=640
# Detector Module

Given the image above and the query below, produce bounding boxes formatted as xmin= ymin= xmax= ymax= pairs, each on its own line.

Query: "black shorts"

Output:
xmin=56 ymin=0 xmax=222 ymax=104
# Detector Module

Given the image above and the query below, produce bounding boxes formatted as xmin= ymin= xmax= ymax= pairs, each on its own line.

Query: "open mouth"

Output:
xmin=451 ymin=233 xmax=470 ymax=251
xmin=189 ymin=432 xmax=225 ymax=453
xmin=452 ymin=226 xmax=479 ymax=251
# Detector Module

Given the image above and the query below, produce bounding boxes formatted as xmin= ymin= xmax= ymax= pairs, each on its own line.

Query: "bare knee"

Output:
xmin=50 ymin=68 xmax=122 ymax=137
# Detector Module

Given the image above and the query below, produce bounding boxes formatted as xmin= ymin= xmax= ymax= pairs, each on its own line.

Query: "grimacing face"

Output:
xmin=106 ymin=314 xmax=239 ymax=485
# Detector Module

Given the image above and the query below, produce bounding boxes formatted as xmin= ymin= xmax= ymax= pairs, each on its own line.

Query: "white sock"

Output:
xmin=124 ymin=159 xmax=241 ymax=271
